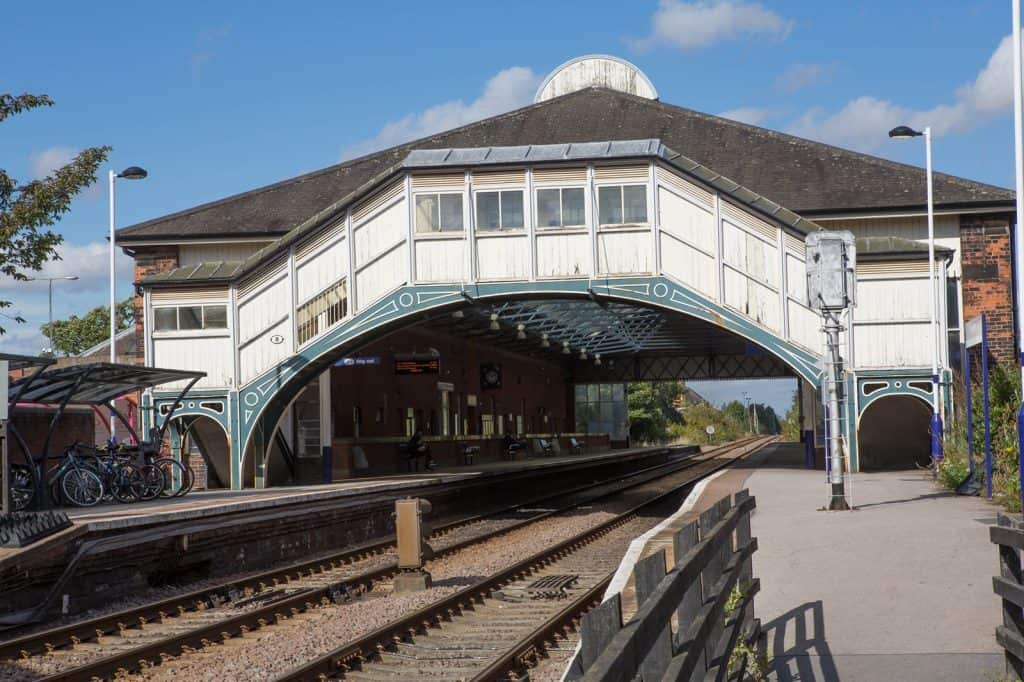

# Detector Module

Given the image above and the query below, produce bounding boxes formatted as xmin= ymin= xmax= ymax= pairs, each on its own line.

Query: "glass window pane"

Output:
xmin=203 ymin=305 xmax=227 ymax=329
xmin=537 ymin=189 xmax=561 ymax=228
xmin=611 ymin=383 xmax=625 ymax=401
xmin=439 ymin=193 xmax=464 ymax=231
xmin=623 ymin=185 xmax=648 ymax=223
xmin=587 ymin=384 xmax=600 ymax=402
xmin=154 ymin=308 xmax=177 ymax=331
xmin=179 ymin=306 xmax=202 ymax=330
xmin=415 ymin=195 xmax=439 ymax=233
xmin=599 ymin=403 xmax=613 ymax=422
xmin=598 ymin=186 xmax=622 ymax=225
xmin=562 ymin=188 xmax=585 ymax=226
xmin=575 ymin=384 xmax=587 ymax=401
xmin=599 ymin=383 xmax=613 ymax=401
xmin=476 ymin=192 xmax=500 ymax=230
xmin=500 ymin=191 xmax=524 ymax=228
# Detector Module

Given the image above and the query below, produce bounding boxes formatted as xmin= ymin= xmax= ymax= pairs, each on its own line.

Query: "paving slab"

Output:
xmin=747 ymin=443 xmax=1004 ymax=681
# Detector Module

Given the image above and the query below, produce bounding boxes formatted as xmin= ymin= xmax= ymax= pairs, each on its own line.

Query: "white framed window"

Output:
xmin=536 ymin=187 xmax=586 ymax=229
xmin=598 ymin=184 xmax=648 ymax=226
xmin=475 ymin=190 xmax=524 ymax=231
xmin=415 ymin=192 xmax=464 ymax=233
xmin=153 ymin=304 xmax=228 ymax=332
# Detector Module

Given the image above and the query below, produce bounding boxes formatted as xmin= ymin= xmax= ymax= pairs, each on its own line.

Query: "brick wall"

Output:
xmin=961 ymin=214 xmax=1016 ymax=364
xmin=131 ymin=245 xmax=178 ymax=364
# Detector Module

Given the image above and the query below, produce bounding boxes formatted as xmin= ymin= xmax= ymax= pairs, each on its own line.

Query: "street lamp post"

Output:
xmin=108 ymin=166 xmax=147 ymax=441
xmin=889 ymin=125 xmax=943 ymax=468
xmin=25 ymin=276 xmax=79 ymax=355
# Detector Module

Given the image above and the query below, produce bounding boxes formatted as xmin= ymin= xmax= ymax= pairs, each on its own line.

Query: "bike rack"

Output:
xmin=1 ymin=353 xmax=56 ymax=515
xmin=6 ymin=363 xmax=205 ymax=510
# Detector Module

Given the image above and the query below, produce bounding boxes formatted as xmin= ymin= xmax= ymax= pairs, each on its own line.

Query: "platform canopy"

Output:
xmin=0 ymin=352 xmax=55 ymax=373
xmin=8 ymin=363 xmax=205 ymax=406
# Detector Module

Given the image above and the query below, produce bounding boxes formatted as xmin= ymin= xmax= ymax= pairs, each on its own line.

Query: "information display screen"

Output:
xmin=395 ymin=357 xmax=440 ymax=375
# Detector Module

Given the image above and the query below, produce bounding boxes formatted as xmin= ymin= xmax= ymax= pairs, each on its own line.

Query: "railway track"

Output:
xmin=0 ymin=438 xmax=764 ymax=681
xmin=278 ymin=436 xmax=773 ymax=681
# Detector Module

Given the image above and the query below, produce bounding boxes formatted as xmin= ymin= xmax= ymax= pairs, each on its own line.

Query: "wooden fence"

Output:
xmin=990 ymin=514 xmax=1024 ymax=679
xmin=569 ymin=489 xmax=762 ymax=682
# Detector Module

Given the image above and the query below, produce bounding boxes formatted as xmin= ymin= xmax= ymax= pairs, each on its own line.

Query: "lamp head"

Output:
xmin=65 ymin=276 xmax=79 ymax=281
xmin=118 ymin=166 xmax=148 ymax=180
xmin=888 ymin=125 xmax=922 ymax=139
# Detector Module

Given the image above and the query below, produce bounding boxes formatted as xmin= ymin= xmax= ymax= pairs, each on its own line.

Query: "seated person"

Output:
xmin=405 ymin=430 xmax=437 ymax=470
xmin=503 ymin=433 xmax=524 ymax=458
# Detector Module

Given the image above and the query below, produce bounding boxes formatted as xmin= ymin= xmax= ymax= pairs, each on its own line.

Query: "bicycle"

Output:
xmin=47 ymin=445 xmax=104 ymax=507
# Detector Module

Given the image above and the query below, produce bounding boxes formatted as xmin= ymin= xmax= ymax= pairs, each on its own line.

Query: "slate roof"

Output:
xmin=117 ymin=87 xmax=1014 ymax=244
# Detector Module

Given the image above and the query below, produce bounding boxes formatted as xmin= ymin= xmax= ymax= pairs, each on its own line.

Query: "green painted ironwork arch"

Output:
xmin=856 ymin=377 xmax=934 ymax=419
xmin=235 ymin=276 xmax=823 ymax=470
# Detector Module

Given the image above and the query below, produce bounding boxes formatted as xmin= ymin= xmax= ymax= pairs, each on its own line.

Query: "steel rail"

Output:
xmin=0 ymin=444 xmax=709 ymax=660
xmin=11 ymin=441 xmax=758 ymax=680
xmin=276 ymin=436 xmax=774 ymax=681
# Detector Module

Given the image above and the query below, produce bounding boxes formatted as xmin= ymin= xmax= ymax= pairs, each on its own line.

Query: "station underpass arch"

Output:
xmin=172 ymin=414 xmax=232 ymax=489
xmin=857 ymin=394 xmax=931 ymax=470
xmin=238 ymin=281 xmax=820 ymax=487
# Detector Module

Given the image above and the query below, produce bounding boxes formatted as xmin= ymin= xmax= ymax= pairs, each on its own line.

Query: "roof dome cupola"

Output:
xmin=534 ymin=55 xmax=658 ymax=103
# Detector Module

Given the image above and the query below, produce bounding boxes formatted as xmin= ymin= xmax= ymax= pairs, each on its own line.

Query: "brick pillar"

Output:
xmin=960 ymin=214 xmax=1015 ymax=364
xmin=131 ymin=246 xmax=178 ymax=364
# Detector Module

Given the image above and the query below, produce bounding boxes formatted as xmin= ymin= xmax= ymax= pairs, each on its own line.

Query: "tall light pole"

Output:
xmin=889 ymin=125 xmax=943 ymax=467
xmin=25 ymin=276 xmax=79 ymax=355
xmin=109 ymin=166 xmax=147 ymax=440
xmin=1012 ymin=0 xmax=1024 ymax=516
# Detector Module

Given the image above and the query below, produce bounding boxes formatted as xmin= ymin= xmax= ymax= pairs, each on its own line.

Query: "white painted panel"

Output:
xmin=747 ymin=277 xmax=780 ymax=331
xmin=786 ymin=253 xmax=807 ymax=304
xmin=598 ymin=230 xmax=651 ymax=275
xmin=353 ymin=199 xmax=406 ymax=270
xmin=722 ymin=220 xmax=778 ymax=287
xmin=722 ymin=221 xmax=746 ymax=271
xmin=854 ymin=322 xmax=932 ymax=368
xmin=855 ymin=277 xmax=931 ymax=322
xmin=153 ymin=335 xmax=233 ymax=389
xmin=536 ymin=233 xmax=591 ymax=278
xmin=723 ymin=267 xmax=748 ymax=315
xmin=657 ymin=187 xmax=715 ymax=253
xmin=296 ymin=236 xmax=347 ymax=302
xmin=178 ymin=242 xmax=267 ymax=267
xmin=415 ymin=238 xmax=466 ymax=282
xmin=788 ymin=301 xmax=821 ymax=351
xmin=356 ymin=244 xmax=406 ymax=309
xmin=817 ymin=214 xmax=962 ymax=274
xmin=240 ymin=318 xmax=292 ymax=385
xmin=477 ymin=235 xmax=530 ymax=280
xmin=660 ymin=233 xmax=716 ymax=297
xmin=237 ymin=274 xmax=289 ymax=344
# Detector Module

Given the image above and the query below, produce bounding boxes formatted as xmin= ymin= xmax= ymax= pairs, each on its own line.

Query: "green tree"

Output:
xmin=722 ymin=401 xmax=750 ymax=430
xmin=627 ymin=381 xmax=685 ymax=444
xmin=780 ymin=391 xmax=802 ymax=441
xmin=41 ymin=298 xmax=134 ymax=356
xmin=0 ymin=93 xmax=110 ymax=334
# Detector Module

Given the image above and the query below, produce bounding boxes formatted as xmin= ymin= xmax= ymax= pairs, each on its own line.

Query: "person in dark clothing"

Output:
xmin=406 ymin=430 xmax=436 ymax=470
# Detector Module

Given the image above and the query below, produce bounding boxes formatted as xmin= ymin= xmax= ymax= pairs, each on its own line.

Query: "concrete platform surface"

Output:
xmin=748 ymin=444 xmax=1003 ymax=681
xmin=61 ymin=445 xmax=672 ymax=531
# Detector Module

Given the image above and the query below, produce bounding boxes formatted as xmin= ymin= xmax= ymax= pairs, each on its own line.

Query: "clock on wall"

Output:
xmin=481 ymin=363 xmax=502 ymax=390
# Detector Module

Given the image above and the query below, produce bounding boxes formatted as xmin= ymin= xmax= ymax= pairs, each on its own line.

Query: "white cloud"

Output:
xmin=788 ymin=34 xmax=1017 ymax=152
xmin=29 ymin=146 xmax=76 ymax=180
xmin=191 ymin=23 xmax=232 ymax=76
xmin=775 ymin=63 xmax=830 ymax=94
xmin=717 ymin=107 xmax=771 ymax=125
xmin=0 ymin=240 xmax=133 ymax=294
xmin=341 ymin=66 xmax=543 ymax=160
xmin=632 ymin=0 xmax=793 ymax=52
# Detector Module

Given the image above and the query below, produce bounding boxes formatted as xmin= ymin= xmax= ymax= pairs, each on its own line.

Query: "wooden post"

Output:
xmin=998 ymin=515 xmax=1024 ymax=679
xmin=634 ymin=549 xmax=671 ymax=681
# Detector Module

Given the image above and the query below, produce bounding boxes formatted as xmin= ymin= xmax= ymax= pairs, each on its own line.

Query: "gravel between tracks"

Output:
xmin=120 ymin=465 xmax=704 ymax=682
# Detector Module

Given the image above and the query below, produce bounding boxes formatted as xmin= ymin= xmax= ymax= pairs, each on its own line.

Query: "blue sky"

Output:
xmin=2 ymin=0 xmax=1020 ymax=413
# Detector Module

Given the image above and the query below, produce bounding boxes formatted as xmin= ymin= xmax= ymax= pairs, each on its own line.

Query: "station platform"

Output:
xmin=0 ymin=444 xmax=684 ymax=618
xmin=635 ymin=442 xmax=1004 ymax=681
xmin=60 ymin=445 xmax=672 ymax=532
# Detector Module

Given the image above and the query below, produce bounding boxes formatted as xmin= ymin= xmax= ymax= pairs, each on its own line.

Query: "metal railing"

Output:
xmin=296 ymin=278 xmax=348 ymax=346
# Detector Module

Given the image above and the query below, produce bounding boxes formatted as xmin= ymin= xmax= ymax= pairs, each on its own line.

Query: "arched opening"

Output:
xmin=239 ymin=288 xmax=813 ymax=487
xmin=174 ymin=415 xmax=232 ymax=489
xmin=857 ymin=394 xmax=931 ymax=470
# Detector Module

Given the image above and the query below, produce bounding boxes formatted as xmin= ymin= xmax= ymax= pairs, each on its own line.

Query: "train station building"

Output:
xmin=115 ymin=56 xmax=1017 ymax=489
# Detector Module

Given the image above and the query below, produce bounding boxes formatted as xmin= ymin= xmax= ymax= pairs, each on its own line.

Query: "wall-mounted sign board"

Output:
xmin=395 ymin=356 xmax=440 ymax=375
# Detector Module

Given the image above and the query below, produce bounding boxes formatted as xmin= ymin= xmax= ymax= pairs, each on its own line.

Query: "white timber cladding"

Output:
xmin=532 ymin=167 xmax=588 ymax=184
xmin=178 ymin=242 xmax=266 ymax=267
xmin=852 ymin=260 xmax=935 ymax=368
xmin=153 ymin=335 xmax=233 ymax=389
xmin=240 ymin=317 xmax=291 ymax=384
xmin=598 ymin=229 xmax=652 ymax=274
xmin=353 ymin=185 xmax=408 ymax=309
xmin=295 ymin=226 xmax=348 ymax=303
xmin=817 ymin=214 xmax=961 ymax=274
xmin=477 ymin=234 xmax=531 ymax=280
xmin=150 ymin=287 xmax=229 ymax=303
xmin=472 ymin=169 xmax=526 ymax=186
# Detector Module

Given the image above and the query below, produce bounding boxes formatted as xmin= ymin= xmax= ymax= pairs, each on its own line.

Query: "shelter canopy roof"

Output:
xmin=9 ymin=363 xmax=205 ymax=406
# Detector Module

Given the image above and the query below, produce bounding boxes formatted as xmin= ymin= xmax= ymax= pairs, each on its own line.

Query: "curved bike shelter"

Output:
xmin=4 ymin=362 xmax=204 ymax=510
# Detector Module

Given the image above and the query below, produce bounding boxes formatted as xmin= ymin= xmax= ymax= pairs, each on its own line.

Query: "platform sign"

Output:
xmin=965 ymin=316 xmax=984 ymax=349
xmin=395 ymin=356 xmax=440 ymax=375
xmin=335 ymin=356 xmax=382 ymax=367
